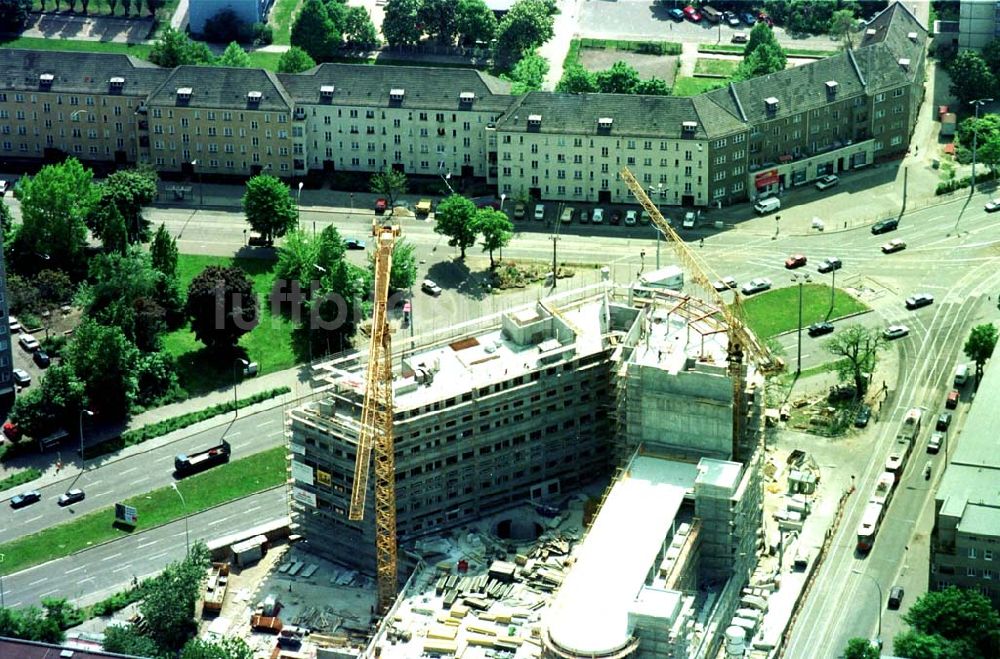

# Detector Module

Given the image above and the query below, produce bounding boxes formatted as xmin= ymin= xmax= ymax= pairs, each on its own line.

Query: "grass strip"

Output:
xmin=672 ymin=76 xmax=728 ymax=96
xmin=693 ymin=58 xmax=739 ymax=76
xmin=84 ymin=386 xmax=291 ymax=459
xmin=0 ymin=36 xmax=152 ymax=58
xmin=0 ymin=447 xmax=285 ymax=575
xmin=0 ymin=467 xmax=43 ymax=494
xmin=697 ymin=43 xmax=833 ymax=58
xmin=268 ymin=0 xmax=300 ymax=45
xmin=778 ymin=358 xmax=850 ymax=386
xmin=740 ymin=283 xmax=869 ymax=338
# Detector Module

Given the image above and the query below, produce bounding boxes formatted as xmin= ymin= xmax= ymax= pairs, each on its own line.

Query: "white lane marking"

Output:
xmin=131 ymin=477 xmax=150 ymax=485
xmin=148 ymin=551 xmax=169 ymax=560
xmin=207 ymin=515 xmax=233 ymax=527
xmin=93 ymin=490 xmax=114 ymax=497
xmin=101 ymin=553 xmax=123 ymax=562
xmin=120 ymin=467 xmax=139 ymax=475
xmin=226 ymin=431 xmax=242 ymax=438
xmin=65 ymin=566 xmax=86 ymax=575
xmin=38 ymin=590 xmax=59 ymax=598
xmin=112 ymin=565 xmax=132 ymax=573
xmin=259 ymin=419 xmax=277 ymax=427
xmin=244 ymin=506 xmax=261 ymax=514
xmin=25 ymin=515 xmax=43 ymax=523
xmin=87 ymin=480 xmax=102 ymax=487
xmin=28 ymin=578 xmax=47 ymax=586
xmin=137 ymin=539 xmax=160 ymax=549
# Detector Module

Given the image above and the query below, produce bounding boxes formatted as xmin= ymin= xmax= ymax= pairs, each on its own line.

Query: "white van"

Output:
xmin=754 ymin=197 xmax=781 ymax=214
xmin=954 ymin=363 xmax=969 ymax=386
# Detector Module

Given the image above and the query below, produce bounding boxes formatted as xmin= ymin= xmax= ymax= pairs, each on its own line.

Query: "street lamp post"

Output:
xmin=297 ymin=181 xmax=304 ymax=230
xmin=440 ymin=171 xmax=455 ymax=195
xmin=171 ymin=483 xmax=190 ymax=556
xmin=78 ymin=409 xmax=94 ymax=457
xmin=970 ymin=98 xmax=994 ymax=194
xmin=0 ymin=553 xmax=5 ymax=609
xmin=232 ymin=358 xmax=249 ymax=419
xmin=852 ymin=569 xmax=883 ymax=649
xmin=191 ymin=159 xmax=203 ymax=207
xmin=648 ymin=184 xmax=667 ymax=268
xmin=791 ymin=274 xmax=811 ymax=375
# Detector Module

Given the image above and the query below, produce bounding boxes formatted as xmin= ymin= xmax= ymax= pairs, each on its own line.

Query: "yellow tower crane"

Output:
xmin=349 ymin=219 xmax=401 ymax=614
xmin=619 ymin=167 xmax=780 ymax=460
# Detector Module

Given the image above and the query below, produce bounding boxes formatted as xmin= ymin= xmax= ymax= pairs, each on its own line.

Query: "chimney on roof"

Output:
xmin=764 ymin=97 xmax=779 ymax=114
xmin=247 ymin=90 xmax=262 ymax=105
xmin=825 ymin=80 xmax=838 ymax=99
xmin=39 ymin=73 xmax=54 ymax=88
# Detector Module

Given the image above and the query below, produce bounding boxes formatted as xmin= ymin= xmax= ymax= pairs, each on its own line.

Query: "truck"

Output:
xmin=175 ymin=439 xmax=231 ymax=477
xmin=635 ymin=265 xmax=685 ymax=293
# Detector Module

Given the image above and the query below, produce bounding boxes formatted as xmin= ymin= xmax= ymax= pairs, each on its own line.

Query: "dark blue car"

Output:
xmin=668 ymin=7 xmax=684 ymax=21
xmin=742 ymin=12 xmax=757 ymax=25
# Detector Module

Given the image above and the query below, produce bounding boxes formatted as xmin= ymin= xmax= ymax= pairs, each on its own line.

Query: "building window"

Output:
xmin=713 ymin=187 xmax=725 ymax=199
xmin=986 ymin=550 xmax=994 ymax=561
xmin=969 ymin=547 xmax=978 ymax=559
xmin=891 ymin=135 xmax=902 ymax=146
xmin=967 ymin=567 xmax=977 ymax=577
xmin=985 ymin=569 xmax=995 ymax=581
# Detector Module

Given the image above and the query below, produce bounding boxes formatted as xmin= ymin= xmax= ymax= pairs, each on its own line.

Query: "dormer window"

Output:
xmin=825 ymin=80 xmax=838 ymax=97
xmin=597 ymin=117 xmax=613 ymax=131
xmin=460 ymin=92 xmax=475 ymax=104
xmin=247 ymin=91 xmax=262 ymax=104
xmin=177 ymin=87 xmax=192 ymax=98
xmin=764 ymin=97 xmax=779 ymax=113
xmin=320 ymin=85 xmax=335 ymax=97
xmin=390 ymin=88 xmax=405 ymax=101
xmin=682 ymin=121 xmax=697 ymax=133
xmin=39 ymin=73 xmax=54 ymax=88
xmin=110 ymin=77 xmax=125 ymax=88
xmin=527 ymin=114 xmax=542 ymax=126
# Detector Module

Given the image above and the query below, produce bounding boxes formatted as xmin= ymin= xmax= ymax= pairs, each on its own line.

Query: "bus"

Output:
xmin=856 ymin=501 xmax=885 ymax=554
xmin=869 ymin=472 xmax=896 ymax=507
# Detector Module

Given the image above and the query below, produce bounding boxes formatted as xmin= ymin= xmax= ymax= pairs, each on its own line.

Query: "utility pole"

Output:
xmin=550 ymin=235 xmax=559 ymax=288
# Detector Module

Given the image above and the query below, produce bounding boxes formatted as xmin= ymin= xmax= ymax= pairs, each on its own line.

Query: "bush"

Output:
xmin=0 ymin=467 xmax=42 ymax=493
xmin=239 ymin=22 xmax=273 ymax=46
xmin=935 ymin=169 xmax=1000 ymax=195
xmin=637 ymin=41 xmax=681 ymax=55
xmin=90 ymin=587 xmax=145 ymax=618
xmin=83 ymin=386 xmax=291 ymax=459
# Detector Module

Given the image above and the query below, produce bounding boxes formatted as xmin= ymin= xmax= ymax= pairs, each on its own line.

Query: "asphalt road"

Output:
xmin=0 ymin=406 xmax=286 ymax=543
xmin=1 ymin=488 xmax=286 ymax=609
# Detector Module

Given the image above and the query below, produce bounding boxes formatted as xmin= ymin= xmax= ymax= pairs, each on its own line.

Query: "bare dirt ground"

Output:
xmin=19 ymin=12 xmax=154 ymax=43
xmin=577 ymin=48 xmax=679 ymax=84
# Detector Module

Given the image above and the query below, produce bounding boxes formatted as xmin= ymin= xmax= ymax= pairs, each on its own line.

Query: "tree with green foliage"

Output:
xmin=456 ymin=0 xmax=497 ymax=45
xmin=103 ymin=624 xmax=164 ymax=657
xmin=136 ymin=350 xmax=180 ymax=405
xmin=140 ymin=543 xmax=211 ymax=652
xmin=182 ymin=636 xmax=254 ymax=659
xmin=0 ymin=605 xmax=64 ymax=643
xmin=9 ymin=364 xmax=86 ymax=439
xmin=636 ymin=77 xmax=671 ymax=96
xmin=763 ymin=0 xmax=863 ymax=35
xmin=276 ymin=229 xmax=319 ymax=298
xmin=309 ymin=257 xmax=371 ymax=350
xmin=949 ymin=50 xmax=996 ymax=107
xmin=370 ymin=166 xmax=408 ymax=208
xmin=493 ymin=0 xmax=556 ymax=70
xmin=735 ymin=41 xmax=788 ymax=80
xmin=150 ymin=223 xmax=179 ymax=278
xmin=87 ymin=247 xmax=183 ymax=337
xmin=557 ymin=64 xmax=598 ymax=93
xmin=964 ymin=323 xmax=999 ymax=384
xmin=434 ymin=194 xmax=479 ymax=258
xmin=186 ymin=265 xmax=258 ymax=350
xmin=829 ymin=8 xmax=857 ymax=49
xmin=92 ymin=202 xmax=129 ymax=254
xmin=824 ymin=324 xmax=886 ymax=396
xmin=367 ymin=239 xmax=417 ymax=290
xmin=65 ymin=319 xmax=140 ymax=420
xmin=343 ymin=6 xmax=379 ymax=48
xmin=419 ymin=0 xmax=457 ymax=44
xmin=107 ymin=0 xmax=118 ymax=14
xmin=34 ymin=269 xmax=75 ymax=308
xmin=893 ymin=586 xmax=1000 ymax=658
xmin=291 ymin=0 xmax=341 ymax=61
xmin=976 ymin=131 xmax=1000 ymax=172
xmin=145 ymin=0 xmax=161 ymax=16
xmin=149 ymin=27 xmax=215 ymax=67
xmin=507 ymin=53 xmax=549 ymax=93
xmin=596 ymin=61 xmax=641 ymax=94
xmin=744 ymin=21 xmax=780 ymax=58
xmin=983 ymin=37 xmax=1000 ymax=74
xmin=0 ymin=0 xmax=33 ymax=30
xmin=90 ymin=167 xmax=159 ymax=245
xmin=218 ymin=41 xmax=251 ymax=67
xmin=473 ymin=207 xmax=513 ymax=268
xmin=278 ymin=46 xmax=317 ymax=73
xmin=382 ymin=0 xmax=422 ymax=46
xmin=242 ymin=174 xmax=299 ymax=244
xmin=0 ymin=198 xmax=13 ymax=243
xmin=842 ymin=638 xmax=879 ymax=659
xmin=13 ymin=157 xmax=99 ymax=277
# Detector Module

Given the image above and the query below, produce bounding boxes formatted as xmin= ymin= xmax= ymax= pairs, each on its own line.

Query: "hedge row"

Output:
xmin=0 ymin=467 xmax=43 ymax=493
xmin=84 ymin=386 xmax=291 ymax=459
xmin=935 ymin=169 xmax=1000 ymax=195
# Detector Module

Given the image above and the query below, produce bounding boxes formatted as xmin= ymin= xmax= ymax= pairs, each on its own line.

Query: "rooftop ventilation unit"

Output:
xmin=459 ymin=91 xmax=475 ymax=103
xmin=320 ymin=85 xmax=335 ymax=97
xmin=247 ymin=91 xmax=262 ymax=103
xmin=39 ymin=73 xmax=54 ymax=87
xmin=764 ymin=97 xmax=779 ymax=113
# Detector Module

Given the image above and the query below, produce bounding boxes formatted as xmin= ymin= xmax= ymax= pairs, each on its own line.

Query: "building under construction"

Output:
xmin=288 ymin=282 xmax=764 ymax=595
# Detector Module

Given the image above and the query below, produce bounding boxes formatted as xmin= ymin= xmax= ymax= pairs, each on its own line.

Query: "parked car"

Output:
xmin=345 ymin=239 xmax=366 ymax=250
xmin=682 ymin=211 xmax=697 ymax=229
xmin=883 ymin=324 xmax=909 ymax=339
xmin=946 ymin=389 xmax=960 ymax=409
xmin=624 ymin=210 xmax=638 ymax=226
xmin=726 ymin=11 xmax=741 ymax=26
xmin=668 ymin=7 xmax=684 ymax=21
xmin=785 ymin=254 xmax=807 ymax=269
xmin=936 ymin=412 xmax=952 ymax=431
xmin=415 ymin=199 xmax=433 ymax=215
xmin=881 ymin=238 xmax=906 ymax=254
xmin=815 ymin=174 xmax=839 ymax=190
xmin=888 ymin=586 xmax=904 ymax=610
xmin=421 ymin=279 xmax=442 ymax=296
xmin=514 ymin=202 xmax=526 ymax=219
xmin=854 ymin=405 xmax=872 ymax=428
xmin=14 ymin=368 xmax=31 ymax=387
xmin=579 ymin=210 xmax=589 ymax=224
xmin=610 ymin=211 xmax=622 ymax=225
xmin=807 ymin=322 xmax=834 ymax=337
xmin=817 ymin=257 xmax=842 ymax=273
xmin=560 ymin=206 xmax=575 ymax=224
xmin=927 ymin=432 xmax=944 ymax=454
xmin=742 ymin=11 xmax=757 ymax=24
xmin=33 ymin=350 xmax=51 ymax=368
xmin=985 ymin=198 xmax=1000 ymax=212
xmin=8 ymin=316 xmax=20 ymax=333
xmin=683 ymin=5 xmax=702 ymax=21
xmin=732 ymin=32 xmax=748 ymax=44
xmin=871 ymin=218 xmax=899 ymax=234
xmin=58 ymin=489 xmax=85 ymax=506
xmin=757 ymin=11 xmax=774 ymax=26
xmin=534 ymin=204 xmax=546 ymax=221
xmin=905 ymin=293 xmax=934 ymax=310
xmin=640 ymin=210 xmax=652 ymax=225
xmin=713 ymin=276 xmax=737 ymax=292
xmin=592 ymin=208 xmax=605 ymax=224
xmin=18 ymin=333 xmax=40 ymax=352
xmin=374 ymin=198 xmax=388 ymax=214
xmin=741 ymin=278 xmax=772 ymax=295
xmin=248 ymin=234 xmax=273 ymax=247
xmin=3 ymin=421 xmax=21 ymax=441
xmin=10 ymin=490 xmax=41 ymax=509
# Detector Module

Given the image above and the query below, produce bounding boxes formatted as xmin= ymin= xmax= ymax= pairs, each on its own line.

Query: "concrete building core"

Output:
xmin=288 ymin=285 xmax=765 ymax=603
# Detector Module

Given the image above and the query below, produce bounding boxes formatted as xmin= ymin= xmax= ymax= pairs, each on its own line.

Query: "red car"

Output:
xmin=683 ymin=5 xmax=702 ymax=21
xmin=757 ymin=11 xmax=774 ymax=26
xmin=785 ymin=254 xmax=807 ymax=269
xmin=946 ymin=389 xmax=960 ymax=409
xmin=374 ymin=198 xmax=388 ymax=214
xmin=3 ymin=421 xmax=21 ymax=441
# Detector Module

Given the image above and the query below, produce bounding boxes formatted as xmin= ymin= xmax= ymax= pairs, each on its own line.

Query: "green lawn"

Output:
xmin=248 ymin=51 xmax=284 ymax=70
xmin=0 ymin=35 xmax=151 ymax=58
xmin=698 ymin=43 xmax=834 ymax=58
xmin=268 ymin=0 xmax=300 ymax=45
xmin=672 ymin=76 xmax=728 ymax=96
xmin=741 ymin=283 xmax=869 ymax=338
xmin=163 ymin=255 xmax=302 ymax=395
xmin=693 ymin=58 xmax=739 ymax=76
xmin=0 ymin=447 xmax=285 ymax=575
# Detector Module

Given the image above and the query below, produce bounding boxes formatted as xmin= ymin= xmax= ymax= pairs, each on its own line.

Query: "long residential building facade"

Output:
xmin=0 ymin=2 xmax=925 ymax=208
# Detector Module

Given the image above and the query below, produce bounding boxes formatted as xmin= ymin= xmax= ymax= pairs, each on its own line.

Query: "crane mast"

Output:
xmin=619 ymin=167 xmax=777 ymax=461
xmin=349 ymin=219 xmax=400 ymax=613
